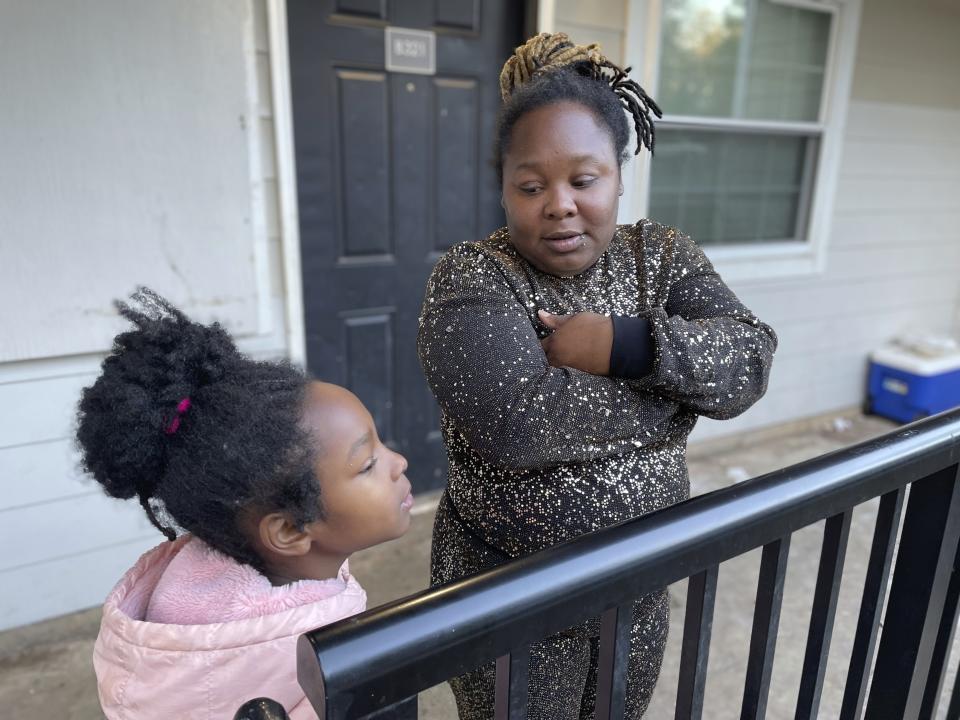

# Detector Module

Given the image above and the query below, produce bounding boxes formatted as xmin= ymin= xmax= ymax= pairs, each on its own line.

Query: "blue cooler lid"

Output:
xmin=871 ymin=345 xmax=960 ymax=376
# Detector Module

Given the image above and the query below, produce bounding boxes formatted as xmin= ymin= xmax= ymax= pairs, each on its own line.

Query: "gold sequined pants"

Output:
xmin=431 ymin=493 xmax=670 ymax=720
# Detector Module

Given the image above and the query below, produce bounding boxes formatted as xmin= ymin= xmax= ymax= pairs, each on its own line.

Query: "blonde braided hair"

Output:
xmin=498 ymin=32 xmax=662 ymax=155
xmin=498 ymin=32 xmax=603 ymax=100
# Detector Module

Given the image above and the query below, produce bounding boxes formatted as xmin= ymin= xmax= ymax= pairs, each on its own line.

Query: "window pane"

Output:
xmin=648 ymin=129 xmax=817 ymax=245
xmin=658 ymin=0 xmax=831 ymax=121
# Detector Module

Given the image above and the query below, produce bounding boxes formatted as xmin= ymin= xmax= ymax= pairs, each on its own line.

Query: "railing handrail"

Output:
xmin=298 ymin=409 xmax=960 ymax=718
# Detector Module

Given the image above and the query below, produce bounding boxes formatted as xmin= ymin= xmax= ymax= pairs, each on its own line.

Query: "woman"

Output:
xmin=417 ymin=32 xmax=777 ymax=719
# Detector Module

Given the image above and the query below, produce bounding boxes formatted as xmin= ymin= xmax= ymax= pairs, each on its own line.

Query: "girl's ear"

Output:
xmin=258 ymin=512 xmax=314 ymax=557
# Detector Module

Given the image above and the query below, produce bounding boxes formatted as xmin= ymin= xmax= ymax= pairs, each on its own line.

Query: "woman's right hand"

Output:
xmin=538 ymin=310 xmax=613 ymax=376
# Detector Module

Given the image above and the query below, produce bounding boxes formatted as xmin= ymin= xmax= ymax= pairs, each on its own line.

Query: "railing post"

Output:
xmin=795 ymin=510 xmax=852 ymax=720
xmin=676 ymin=566 xmax=719 ymax=720
xmin=865 ymin=464 xmax=960 ymax=719
xmin=495 ymin=649 xmax=530 ymax=719
xmin=919 ymin=535 xmax=960 ymax=718
xmin=741 ymin=536 xmax=791 ymax=720
xmin=840 ymin=488 xmax=905 ymax=720
xmin=596 ymin=602 xmax=633 ymax=720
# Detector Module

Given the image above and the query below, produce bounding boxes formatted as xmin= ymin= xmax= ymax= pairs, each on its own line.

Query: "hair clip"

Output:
xmin=164 ymin=397 xmax=192 ymax=435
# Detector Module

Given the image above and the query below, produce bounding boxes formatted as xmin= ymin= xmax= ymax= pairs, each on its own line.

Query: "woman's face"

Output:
xmin=501 ymin=101 xmax=622 ymax=277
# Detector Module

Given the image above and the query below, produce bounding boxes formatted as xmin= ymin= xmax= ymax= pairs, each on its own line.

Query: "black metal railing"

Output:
xmin=238 ymin=408 xmax=960 ymax=720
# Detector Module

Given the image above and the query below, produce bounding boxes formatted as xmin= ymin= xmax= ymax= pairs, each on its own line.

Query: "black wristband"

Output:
xmin=610 ymin=316 xmax=655 ymax=379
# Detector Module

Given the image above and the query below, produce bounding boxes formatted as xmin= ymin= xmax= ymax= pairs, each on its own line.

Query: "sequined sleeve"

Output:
xmin=640 ymin=234 xmax=777 ymax=419
xmin=418 ymin=245 xmax=679 ymax=470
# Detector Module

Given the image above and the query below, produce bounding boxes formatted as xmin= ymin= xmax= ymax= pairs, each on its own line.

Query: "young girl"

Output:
xmin=419 ymin=33 xmax=777 ymax=719
xmin=77 ymin=288 xmax=414 ymax=720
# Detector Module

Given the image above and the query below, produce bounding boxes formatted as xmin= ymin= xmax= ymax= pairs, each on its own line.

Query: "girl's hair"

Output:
xmin=76 ymin=288 xmax=320 ymax=571
xmin=496 ymin=32 xmax=662 ymax=179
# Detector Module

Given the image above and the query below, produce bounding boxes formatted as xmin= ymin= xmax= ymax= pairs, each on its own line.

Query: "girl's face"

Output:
xmin=501 ymin=101 xmax=622 ymax=277
xmin=301 ymin=382 xmax=413 ymax=555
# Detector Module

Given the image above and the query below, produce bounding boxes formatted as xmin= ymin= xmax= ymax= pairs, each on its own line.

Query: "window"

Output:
xmin=621 ymin=0 xmax=862 ymax=280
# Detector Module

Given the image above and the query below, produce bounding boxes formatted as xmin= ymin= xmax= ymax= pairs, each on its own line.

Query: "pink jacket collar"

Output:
xmin=145 ymin=535 xmax=355 ymax=625
xmin=94 ymin=535 xmax=367 ymax=719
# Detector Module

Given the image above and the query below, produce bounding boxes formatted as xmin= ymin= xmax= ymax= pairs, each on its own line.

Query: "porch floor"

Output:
xmin=4 ymin=412 xmax=957 ymax=719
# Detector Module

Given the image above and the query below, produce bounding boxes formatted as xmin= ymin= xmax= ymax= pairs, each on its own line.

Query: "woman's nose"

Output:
xmin=544 ymin=186 xmax=576 ymax=219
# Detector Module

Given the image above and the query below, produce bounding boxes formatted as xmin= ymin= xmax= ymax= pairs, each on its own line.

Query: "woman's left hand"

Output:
xmin=538 ymin=310 xmax=613 ymax=376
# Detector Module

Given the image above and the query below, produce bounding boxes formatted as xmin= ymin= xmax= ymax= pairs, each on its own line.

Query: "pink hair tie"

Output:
xmin=164 ymin=397 xmax=192 ymax=435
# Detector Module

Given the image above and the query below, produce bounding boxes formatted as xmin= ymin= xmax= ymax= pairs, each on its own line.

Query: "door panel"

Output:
xmin=289 ymin=0 xmax=525 ymax=492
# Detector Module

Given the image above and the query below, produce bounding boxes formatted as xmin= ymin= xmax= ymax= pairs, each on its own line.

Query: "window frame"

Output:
xmin=618 ymin=0 xmax=864 ymax=283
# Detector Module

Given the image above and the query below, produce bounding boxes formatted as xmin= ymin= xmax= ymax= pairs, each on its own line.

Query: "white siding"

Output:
xmin=0 ymin=1 xmax=264 ymax=362
xmin=0 ymin=0 xmax=292 ymax=630
xmin=692 ymin=0 xmax=960 ymax=441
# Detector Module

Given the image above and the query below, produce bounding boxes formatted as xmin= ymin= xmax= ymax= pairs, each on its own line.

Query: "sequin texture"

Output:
xmin=418 ymin=220 xmax=777 ymax=719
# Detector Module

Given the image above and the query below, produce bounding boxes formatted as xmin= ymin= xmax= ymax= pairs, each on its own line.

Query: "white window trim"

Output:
xmin=619 ymin=0 xmax=863 ymax=284
xmin=537 ymin=0 xmax=557 ymax=33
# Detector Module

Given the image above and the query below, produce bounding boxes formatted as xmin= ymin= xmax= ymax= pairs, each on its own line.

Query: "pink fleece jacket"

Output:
xmin=93 ymin=535 xmax=367 ymax=720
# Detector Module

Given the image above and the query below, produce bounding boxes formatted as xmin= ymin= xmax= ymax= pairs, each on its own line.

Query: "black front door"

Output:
xmin=288 ymin=1 xmax=525 ymax=492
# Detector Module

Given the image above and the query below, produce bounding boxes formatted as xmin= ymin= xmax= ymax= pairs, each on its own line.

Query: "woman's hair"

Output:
xmin=496 ymin=32 xmax=662 ymax=179
xmin=76 ymin=288 xmax=320 ymax=571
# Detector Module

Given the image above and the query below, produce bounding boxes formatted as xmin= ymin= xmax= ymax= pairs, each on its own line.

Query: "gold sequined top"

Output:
xmin=418 ymin=220 xmax=777 ymax=559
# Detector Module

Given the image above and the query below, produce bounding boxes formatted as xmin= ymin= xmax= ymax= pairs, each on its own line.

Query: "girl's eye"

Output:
xmin=519 ymin=185 xmax=542 ymax=195
xmin=573 ymin=177 xmax=597 ymax=188
xmin=360 ymin=457 xmax=378 ymax=474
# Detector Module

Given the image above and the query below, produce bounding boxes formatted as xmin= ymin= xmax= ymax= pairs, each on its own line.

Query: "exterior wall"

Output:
xmin=693 ymin=0 xmax=960 ymax=441
xmin=0 ymin=0 xmax=292 ymax=630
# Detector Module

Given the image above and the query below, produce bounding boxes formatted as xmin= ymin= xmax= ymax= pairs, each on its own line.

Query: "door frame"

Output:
xmin=266 ymin=0 xmax=307 ymax=368
xmin=265 ymin=0 xmax=540 ymax=370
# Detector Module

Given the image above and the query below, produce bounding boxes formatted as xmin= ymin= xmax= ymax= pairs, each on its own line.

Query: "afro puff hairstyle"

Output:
xmin=76 ymin=288 xmax=320 ymax=572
